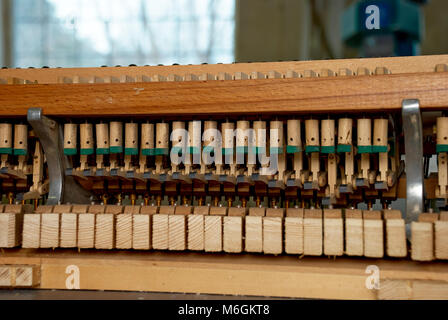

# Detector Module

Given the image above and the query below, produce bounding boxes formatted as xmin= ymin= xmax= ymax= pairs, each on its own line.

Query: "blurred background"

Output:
xmin=0 ymin=0 xmax=447 ymax=68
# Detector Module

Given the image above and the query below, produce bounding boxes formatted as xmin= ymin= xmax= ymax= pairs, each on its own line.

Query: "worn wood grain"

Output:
xmin=0 ymin=72 xmax=447 ymax=116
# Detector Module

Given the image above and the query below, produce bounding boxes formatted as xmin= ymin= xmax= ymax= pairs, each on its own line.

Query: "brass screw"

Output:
xmin=241 ymin=197 xmax=247 ymax=208
xmin=144 ymin=194 xmax=150 ymax=206
xmin=256 ymin=196 xmax=261 ymax=207
xmin=227 ymin=197 xmax=233 ymax=208
xmin=156 ymin=195 xmax=162 ymax=207
xmin=8 ymin=192 xmax=14 ymax=205
xmin=198 ymin=197 xmax=204 ymax=206
xmin=131 ymin=194 xmax=137 ymax=206
xmin=102 ymin=194 xmax=109 ymax=205
xmin=214 ymin=196 xmax=219 ymax=207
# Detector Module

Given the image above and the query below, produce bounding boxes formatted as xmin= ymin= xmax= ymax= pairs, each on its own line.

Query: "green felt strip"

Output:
xmin=270 ymin=147 xmax=284 ymax=155
xmin=14 ymin=149 xmax=28 ymax=156
xmin=96 ymin=148 xmax=110 ymax=155
xmin=188 ymin=146 xmax=201 ymax=155
xmin=222 ymin=148 xmax=234 ymax=155
xmin=171 ymin=146 xmax=184 ymax=155
xmin=110 ymin=146 xmax=123 ymax=154
xmin=154 ymin=148 xmax=169 ymax=156
xmin=142 ymin=149 xmax=155 ymax=156
xmin=80 ymin=148 xmax=94 ymax=156
xmin=0 ymin=148 xmax=12 ymax=155
xmin=305 ymin=146 xmax=320 ymax=154
xmin=372 ymin=145 xmax=388 ymax=153
xmin=236 ymin=146 xmax=248 ymax=154
xmin=357 ymin=145 xmax=372 ymax=154
xmin=337 ymin=144 xmax=352 ymax=153
xmin=286 ymin=145 xmax=302 ymax=154
xmin=320 ymin=146 xmax=336 ymax=154
xmin=125 ymin=148 xmax=139 ymax=156
xmin=437 ymin=144 xmax=448 ymax=153
xmin=63 ymin=148 xmax=77 ymax=156
xmin=203 ymin=146 xmax=215 ymax=153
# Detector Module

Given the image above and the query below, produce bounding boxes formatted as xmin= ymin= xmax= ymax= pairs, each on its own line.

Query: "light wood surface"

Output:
xmin=1 ymin=55 xmax=447 ymax=84
xmin=363 ymin=211 xmax=384 ymax=258
xmin=263 ymin=217 xmax=283 ymax=255
xmin=0 ymin=72 xmax=447 ymax=116
xmin=0 ymin=249 xmax=447 ymax=299
xmin=40 ymin=214 xmax=60 ymax=249
xmin=245 ymin=216 xmax=263 ymax=253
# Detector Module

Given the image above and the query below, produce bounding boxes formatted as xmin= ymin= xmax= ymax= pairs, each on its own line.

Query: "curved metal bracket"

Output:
xmin=27 ymin=108 xmax=91 ymax=205
xmin=402 ymin=99 xmax=424 ymax=226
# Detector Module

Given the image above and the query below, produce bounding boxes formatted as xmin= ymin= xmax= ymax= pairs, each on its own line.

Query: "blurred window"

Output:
xmin=12 ymin=0 xmax=235 ymax=67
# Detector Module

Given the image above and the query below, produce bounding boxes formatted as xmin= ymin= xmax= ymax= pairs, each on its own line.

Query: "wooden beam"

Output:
xmin=0 ymin=72 xmax=447 ymax=116
xmin=0 ymin=54 xmax=447 ymax=84
xmin=0 ymin=249 xmax=447 ymax=299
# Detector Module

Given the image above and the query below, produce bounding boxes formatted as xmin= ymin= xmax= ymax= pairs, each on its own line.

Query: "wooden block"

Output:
xmin=159 ymin=206 xmax=175 ymax=215
xmin=412 ymin=221 xmax=434 ymax=261
xmin=35 ymin=205 xmax=54 ymax=213
xmin=286 ymin=208 xmax=304 ymax=217
xmin=105 ymin=205 xmax=124 ymax=214
xmin=363 ymin=211 xmax=384 ymax=258
xmin=440 ymin=212 xmax=448 ymax=221
xmin=22 ymin=214 xmax=41 ymax=248
xmin=223 ymin=216 xmax=243 ymax=253
xmin=228 ymin=207 xmax=247 ymax=217
xmin=15 ymin=266 xmax=39 ymax=287
xmin=204 ymin=215 xmax=222 ymax=252
xmin=245 ymin=216 xmax=263 ymax=253
xmin=95 ymin=214 xmax=115 ymax=249
xmin=175 ymin=205 xmax=193 ymax=215
xmin=52 ymin=205 xmax=73 ymax=214
xmin=419 ymin=213 xmax=439 ymax=223
xmin=168 ymin=215 xmax=186 ymax=251
xmin=60 ymin=213 xmax=77 ymax=248
xmin=116 ymin=214 xmax=133 ymax=249
xmin=263 ymin=217 xmax=283 ymax=255
xmin=140 ymin=205 xmax=158 ymax=215
xmin=71 ymin=205 xmax=89 ymax=214
xmin=40 ymin=213 xmax=60 ymax=248
xmin=88 ymin=205 xmax=106 ymax=214
xmin=435 ymin=221 xmax=448 ymax=260
xmin=0 ymin=266 xmax=11 ymax=287
xmin=187 ymin=215 xmax=204 ymax=251
xmin=194 ymin=206 xmax=210 ymax=215
xmin=324 ymin=209 xmax=343 ymax=256
xmin=384 ymin=210 xmax=407 ymax=258
xmin=133 ymin=214 xmax=151 ymax=250
xmin=266 ymin=208 xmax=285 ymax=218
xmin=249 ymin=207 xmax=266 ymax=217
xmin=4 ymin=204 xmax=32 ymax=214
xmin=383 ymin=209 xmax=402 ymax=220
xmin=0 ymin=204 xmax=4 ymax=213
xmin=124 ymin=205 xmax=141 ymax=214
xmin=77 ymin=214 xmax=95 ymax=248
xmin=0 ymin=213 xmax=23 ymax=248
xmin=285 ymin=209 xmax=304 ymax=254
xmin=209 ymin=207 xmax=228 ymax=216
xmin=345 ymin=209 xmax=363 ymax=256
xmin=152 ymin=214 xmax=169 ymax=250
xmin=304 ymin=210 xmax=323 ymax=256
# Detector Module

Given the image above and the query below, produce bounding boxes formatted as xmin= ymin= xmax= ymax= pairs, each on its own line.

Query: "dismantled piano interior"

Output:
xmin=1 ymin=55 xmax=448 ymax=298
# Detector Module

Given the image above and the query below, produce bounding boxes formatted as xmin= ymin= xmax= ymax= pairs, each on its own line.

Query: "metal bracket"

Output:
xmin=27 ymin=108 xmax=92 ymax=205
xmin=402 ymin=99 xmax=424 ymax=227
